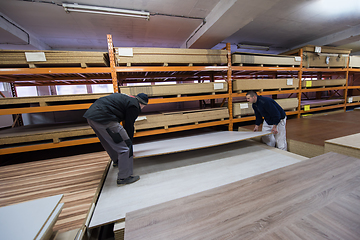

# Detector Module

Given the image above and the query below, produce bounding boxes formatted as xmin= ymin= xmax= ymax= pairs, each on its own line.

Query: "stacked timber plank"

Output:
xmin=0 ymin=194 xmax=63 ymax=240
xmin=0 ymin=50 xmax=109 ymax=68
xmin=325 ymin=133 xmax=360 ymax=159
xmin=232 ymin=78 xmax=299 ymax=92
xmin=232 ymin=52 xmax=301 ymax=67
xmin=301 ymin=79 xmax=346 ymax=88
xmin=233 ymin=98 xmax=298 ymax=117
xmin=114 ymin=47 xmax=227 ymax=66
xmin=0 ymin=151 xmax=110 ymax=234
xmin=0 ymin=93 xmax=110 ymax=108
xmin=120 ymin=82 xmax=227 ymax=97
xmin=349 ymin=55 xmax=360 ymax=68
xmin=135 ymin=107 xmax=229 ymax=131
xmin=301 ymin=99 xmax=344 ymax=110
xmin=282 ymin=45 xmax=351 ymax=68
xmin=347 ymin=95 xmax=360 ymax=103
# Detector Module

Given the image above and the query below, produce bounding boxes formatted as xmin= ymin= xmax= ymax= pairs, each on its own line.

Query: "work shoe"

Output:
xmin=117 ymin=175 xmax=140 ymax=186
xmin=113 ymin=160 xmax=118 ymax=167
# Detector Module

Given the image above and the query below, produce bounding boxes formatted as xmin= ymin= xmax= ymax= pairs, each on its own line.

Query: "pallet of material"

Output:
xmin=231 ymin=52 xmax=301 ymax=66
xmin=349 ymin=56 xmax=360 ymax=68
xmin=233 ymin=78 xmax=299 ymax=92
xmin=0 ymin=93 xmax=110 ymax=108
xmin=120 ymin=82 xmax=228 ymax=97
xmin=348 ymin=95 xmax=360 ymax=103
xmin=301 ymin=99 xmax=344 ymax=110
xmin=301 ymin=79 xmax=346 ymax=88
xmin=114 ymin=47 xmax=227 ymax=66
xmin=0 ymin=50 xmax=109 ymax=68
xmin=0 ymin=122 xmax=93 ymax=147
xmin=282 ymin=45 xmax=351 ymax=68
xmin=233 ymin=98 xmax=298 ymax=117
xmin=0 ymin=194 xmax=64 ymax=240
xmin=135 ymin=108 xmax=229 ymax=131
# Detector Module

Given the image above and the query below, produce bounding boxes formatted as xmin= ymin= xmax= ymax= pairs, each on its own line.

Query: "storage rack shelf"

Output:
xmin=1 ymin=38 xmax=360 ymax=155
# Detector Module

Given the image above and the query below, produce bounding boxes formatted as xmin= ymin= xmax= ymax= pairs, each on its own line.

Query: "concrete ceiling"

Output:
xmin=1 ymin=0 xmax=360 ymax=55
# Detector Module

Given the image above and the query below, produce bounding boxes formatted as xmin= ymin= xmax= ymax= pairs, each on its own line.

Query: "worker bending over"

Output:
xmin=84 ymin=93 xmax=148 ymax=186
xmin=246 ymin=90 xmax=287 ymax=150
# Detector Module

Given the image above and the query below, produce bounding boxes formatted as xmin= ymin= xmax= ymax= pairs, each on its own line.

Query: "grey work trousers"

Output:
xmin=87 ymin=119 xmax=133 ymax=179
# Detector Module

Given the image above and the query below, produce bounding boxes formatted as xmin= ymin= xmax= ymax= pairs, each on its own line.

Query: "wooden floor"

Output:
xmin=124 ymin=152 xmax=360 ymax=240
xmin=0 ymin=151 xmax=110 ymax=233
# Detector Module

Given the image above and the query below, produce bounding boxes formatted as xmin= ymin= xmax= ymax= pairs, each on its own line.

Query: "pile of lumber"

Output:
xmin=283 ymin=45 xmax=351 ymax=68
xmin=120 ymin=82 xmax=228 ymax=97
xmin=135 ymin=108 xmax=229 ymax=131
xmin=232 ymin=78 xmax=299 ymax=92
xmin=115 ymin=47 xmax=227 ymax=66
xmin=233 ymin=98 xmax=298 ymax=117
xmin=0 ymin=50 xmax=109 ymax=68
xmin=301 ymin=79 xmax=346 ymax=88
xmin=232 ymin=52 xmax=301 ymax=67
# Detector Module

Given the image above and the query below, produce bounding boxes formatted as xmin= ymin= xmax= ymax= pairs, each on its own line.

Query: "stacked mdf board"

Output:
xmin=120 ymin=82 xmax=228 ymax=97
xmin=233 ymin=98 xmax=298 ymax=117
xmin=349 ymin=55 xmax=360 ymax=68
xmin=0 ymin=194 xmax=63 ymax=240
xmin=232 ymin=78 xmax=299 ymax=93
xmin=0 ymin=50 xmax=109 ymax=68
xmin=301 ymin=99 xmax=344 ymax=111
xmin=232 ymin=52 xmax=301 ymax=66
xmin=324 ymin=133 xmax=360 ymax=159
xmin=301 ymin=79 xmax=347 ymax=88
xmin=135 ymin=107 xmax=229 ymax=131
xmin=347 ymin=95 xmax=360 ymax=103
xmin=115 ymin=47 xmax=227 ymax=66
xmin=282 ymin=45 xmax=351 ymax=68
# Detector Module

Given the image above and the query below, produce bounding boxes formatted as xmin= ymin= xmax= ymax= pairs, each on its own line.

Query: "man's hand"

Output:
xmin=272 ymin=125 xmax=278 ymax=134
xmin=253 ymin=125 xmax=259 ymax=132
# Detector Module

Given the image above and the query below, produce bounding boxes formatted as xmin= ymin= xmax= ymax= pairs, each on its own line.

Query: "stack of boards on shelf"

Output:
xmin=114 ymin=47 xmax=228 ymax=66
xmin=282 ymin=45 xmax=351 ymax=68
xmin=0 ymin=194 xmax=64 ymax=240
xmin=231 ymin=52 xmax=301 ymax=67
xmin=233 ymin=98 xmax=298 ymax=118
xmin=0 ymin=50 xmax=109 ymax=68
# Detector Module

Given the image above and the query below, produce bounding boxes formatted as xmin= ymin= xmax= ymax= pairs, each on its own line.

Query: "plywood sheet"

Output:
xmin=0 ymin=194 xmax=63 ymax=240
xmin=324 ymin=133 xmax=360 ymax=159
xmin=89 ymin=138 xmax=304 ymax=229
xmin=133 ymin=131 xmax=271 ymax=158
xmin=233 ymin=78 xmax=299 ymax=92
xmin=124 ymin=152 xmax=360 ymax=240
xmin=232 ymin=53 xmax=300 ymax=66
xmin=301 ymin=79 xmax=346 ymax=88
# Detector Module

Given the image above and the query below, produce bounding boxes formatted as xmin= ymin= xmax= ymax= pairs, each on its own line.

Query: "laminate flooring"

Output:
xmin=125 ymin=152 xmax=360 ymax=240
xmin=89 ymin=140 xmax=306 ymax=229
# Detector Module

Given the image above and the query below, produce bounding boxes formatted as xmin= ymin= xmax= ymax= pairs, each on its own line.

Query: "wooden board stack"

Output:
xmin=301 ymin=79 xmax=347 ymax=88
xmin=0 ymin=194 xmax=64 ymax=240
xmin=115 ymin=47 xmax=227 ymax=66
xmin=233 ymin=98 xmax=298 ymax=117
xmin=325 ymin=133 xmax=360 ymax=159
xmin=135 ymin=107 xmax=229 ymax=131
xmin=231 ymin=52 xmax=301 ymax=67
xmin=120 ymin=82 xmax=228 ymax=97
xmin=282 ymin=45 xmax=351 ymax=68
xmin=0 ymin=50 xmax=108 ymax=68
xmin=233 ymin=78 xmax=299 ymax=93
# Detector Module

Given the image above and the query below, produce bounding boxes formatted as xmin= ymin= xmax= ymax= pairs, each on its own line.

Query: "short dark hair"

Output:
xmin=246 ymin=90 xmax=258 ymax=97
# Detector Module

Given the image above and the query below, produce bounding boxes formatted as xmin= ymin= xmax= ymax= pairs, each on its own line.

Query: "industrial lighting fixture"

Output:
xmin=62 ymin=3 xmax=150 ymax=20
xmin=237 ymin=44 xmax=270 ymax=51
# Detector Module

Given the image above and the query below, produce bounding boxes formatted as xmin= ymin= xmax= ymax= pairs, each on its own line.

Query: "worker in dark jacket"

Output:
xmin=246 ymin=91 xmax=287 ymax=150
xmin=84 ymin=93 xmax=148 ymax=185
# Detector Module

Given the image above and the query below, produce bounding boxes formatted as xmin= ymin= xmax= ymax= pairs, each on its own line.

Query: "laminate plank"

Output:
xmin=124 ymin=152 xmax=360 ymax=240
xmin=89 ymin=140 xmax=304 ymax=229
